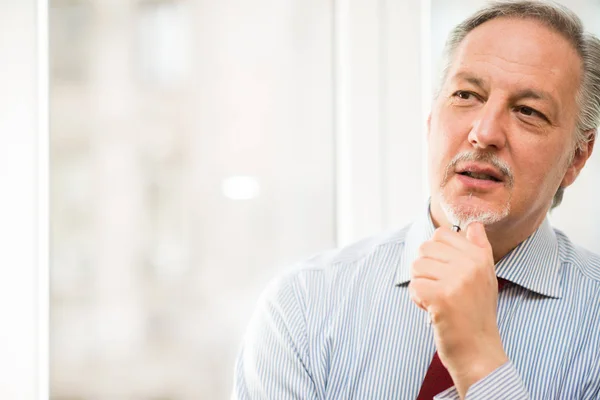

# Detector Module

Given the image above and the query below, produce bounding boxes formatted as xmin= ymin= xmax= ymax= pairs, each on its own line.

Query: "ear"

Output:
xmin=560 ymin=129 xmax=596 ymax=188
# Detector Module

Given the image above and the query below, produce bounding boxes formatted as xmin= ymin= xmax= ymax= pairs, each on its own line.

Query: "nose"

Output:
xmin=467 ymin=98 xmax=508 ymax=150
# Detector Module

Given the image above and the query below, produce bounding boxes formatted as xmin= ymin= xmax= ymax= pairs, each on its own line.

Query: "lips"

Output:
xmin=455 ymin=163 xmax=504 ymax=182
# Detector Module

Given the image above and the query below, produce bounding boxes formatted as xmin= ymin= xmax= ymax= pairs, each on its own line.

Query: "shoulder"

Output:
xmin=289 ymin=224 xmax=411 ymax=285
xmin=262 ymin=223 xmax=413 ymax=307
xmin=555 ymin=228 xmax=600 ymax=284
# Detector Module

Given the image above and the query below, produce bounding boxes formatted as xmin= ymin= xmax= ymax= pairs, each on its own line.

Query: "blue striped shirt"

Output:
xmin=234 ymin=207 xmax=600 ymax=399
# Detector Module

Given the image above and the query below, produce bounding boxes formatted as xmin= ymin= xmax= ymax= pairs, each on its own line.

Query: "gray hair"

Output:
xmin=437 ymin=0 xmax=600 ymax=209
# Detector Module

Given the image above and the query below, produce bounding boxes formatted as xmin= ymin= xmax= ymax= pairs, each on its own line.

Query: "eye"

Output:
xmin=450 ymin=91 xmax=482 ymax=106
xmin=517 ymin=106 xmax=535 ymax=116
xmin=515 ymin=105 xmax=549 ymax=122
xmin=453 ymin=90 xmax=475 ymax=100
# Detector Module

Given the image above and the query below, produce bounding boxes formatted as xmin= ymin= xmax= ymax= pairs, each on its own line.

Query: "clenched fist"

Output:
xmin=409 ymin=222 xmax=508 ymax=398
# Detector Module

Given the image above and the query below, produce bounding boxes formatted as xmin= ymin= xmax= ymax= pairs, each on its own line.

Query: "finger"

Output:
xmin=410 ymin=257 xmax=449 ymax=281
xmin=408 ymin=277 xmax=440 ymax=311
xmin=431 ymin=226 xmax=481 ymax=254
xmin=466 ymin=221 xmax=492 ymax=250
xmin=417 ymin=240 xmax=464 ymax=263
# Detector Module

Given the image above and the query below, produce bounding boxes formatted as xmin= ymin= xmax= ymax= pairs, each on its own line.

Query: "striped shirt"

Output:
xmin=233 ymin=207 xmax=600 ymax=399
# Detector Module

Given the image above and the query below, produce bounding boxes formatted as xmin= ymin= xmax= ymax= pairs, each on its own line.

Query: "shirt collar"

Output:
xmin=395 ymin=202 xmax=562 ymax=299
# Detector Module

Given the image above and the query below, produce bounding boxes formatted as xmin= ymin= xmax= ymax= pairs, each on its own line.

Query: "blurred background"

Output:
xmin=49 ymin=0 xmax=600 ymax=399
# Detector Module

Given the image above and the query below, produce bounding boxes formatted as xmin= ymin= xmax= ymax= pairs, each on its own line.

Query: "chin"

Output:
xmin=439 ymin=191 xmax=511 ymax=226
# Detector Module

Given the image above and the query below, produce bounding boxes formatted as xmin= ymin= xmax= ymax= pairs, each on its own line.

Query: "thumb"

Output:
xmin=466 ymin=221 xmax=491 ymax=249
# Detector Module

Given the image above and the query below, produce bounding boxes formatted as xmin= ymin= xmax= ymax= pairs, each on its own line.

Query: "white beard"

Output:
xmin=439 ymin=191 xmax=510 ymax=227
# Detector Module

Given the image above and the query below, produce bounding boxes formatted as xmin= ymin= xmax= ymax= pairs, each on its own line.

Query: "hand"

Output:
xmin=409 ymin=222 xmax=508 ymax=398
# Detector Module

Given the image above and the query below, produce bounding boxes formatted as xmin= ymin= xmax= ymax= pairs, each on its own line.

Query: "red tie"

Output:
xmin=416 ymin=278 xmax=508 ymax=399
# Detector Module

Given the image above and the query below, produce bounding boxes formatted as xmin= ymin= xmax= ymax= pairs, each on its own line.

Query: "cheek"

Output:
xmin=430 ymin=107 xmax=473 ymax=147
xmin=511 ymin=144 xmax=569 ymax=197
xmin=429 ymin=118 xmax=464 ymax=166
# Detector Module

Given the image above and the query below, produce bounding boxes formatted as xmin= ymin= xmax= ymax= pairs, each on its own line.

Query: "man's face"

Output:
xmin=429 ymin=17 xmax=584 ymax=229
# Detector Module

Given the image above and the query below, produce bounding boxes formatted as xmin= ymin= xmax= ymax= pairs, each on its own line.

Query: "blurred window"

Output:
xmin=135 ymin=0 xmax=191 ymax=86
xmin=51 ymin=0 xmax=335 ymax=398
xmin=50 ymin=0 xmax=92 ymax=82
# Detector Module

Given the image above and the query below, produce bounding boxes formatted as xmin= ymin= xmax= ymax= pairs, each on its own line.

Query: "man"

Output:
xmin=234 ymin=1 xmax=600 ymax=399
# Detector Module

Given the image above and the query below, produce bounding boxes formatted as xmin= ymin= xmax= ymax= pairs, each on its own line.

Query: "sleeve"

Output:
xmin=434 ymin=361 xmax=529 ymax=400
xmin=232 ymin=273 xmax=317 ymax=400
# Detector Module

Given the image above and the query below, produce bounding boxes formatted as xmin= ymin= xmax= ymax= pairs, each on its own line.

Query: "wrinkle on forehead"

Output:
xmin=452 ymin=56 xmax=565 ymax=97
xmin=470 ymin=52 xmax=560 ymax=74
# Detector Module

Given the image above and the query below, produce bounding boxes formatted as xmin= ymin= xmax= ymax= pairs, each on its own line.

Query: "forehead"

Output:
xmin=447 ymin=17 xmax=582 ymax=105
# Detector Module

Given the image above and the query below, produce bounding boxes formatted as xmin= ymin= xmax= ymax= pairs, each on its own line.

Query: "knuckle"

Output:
xmin=417 ymin=242 xmax=430 ymax=257
xmin=412 ymin=257 xmax=425 ymax=270
xmin=428 ymin=306 xmax=442 ymax=322
xmin=410 ymin=261 xmax=425 ymax=280
xmin=408 ymin=281 xmax=423 ymax=302
xmin=432 ymin=228 xmax=447 ymax=241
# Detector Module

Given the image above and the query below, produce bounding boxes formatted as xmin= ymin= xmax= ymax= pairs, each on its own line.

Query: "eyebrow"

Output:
xmin=511 ymin=89 xmax=558 ymax=112
xmin=452 ymin=72 xmax=488 ymax=92
xmin=452 ymin=71 xmax=559 ymax=116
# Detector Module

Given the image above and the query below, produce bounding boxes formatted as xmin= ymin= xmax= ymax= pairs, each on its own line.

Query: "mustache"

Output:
xmin=443 ymin=151 xmax=514 ymax=188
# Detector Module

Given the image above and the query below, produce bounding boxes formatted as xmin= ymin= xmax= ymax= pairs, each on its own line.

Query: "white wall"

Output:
xmin=0 ymin=1 xmax=41 ymax=399
xmin=336 ymin=0 xmax=429 ymax=245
